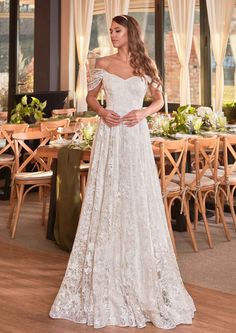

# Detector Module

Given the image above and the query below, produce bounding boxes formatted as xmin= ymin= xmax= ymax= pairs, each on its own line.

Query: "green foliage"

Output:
xmin=171 ymin=105 xmax=197 ymax=133
xmin=10 ymin=95 xmax=47 ymax=124
xmin=223 ymin=102 xmax=236 ymax=124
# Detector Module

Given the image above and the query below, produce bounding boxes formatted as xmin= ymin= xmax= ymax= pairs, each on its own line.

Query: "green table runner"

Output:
xmin=54 ymin=146 xmax=83 ymax=251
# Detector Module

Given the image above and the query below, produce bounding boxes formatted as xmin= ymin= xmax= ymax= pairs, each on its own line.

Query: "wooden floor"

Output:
xmin=0 ymin=241 xmax=235 ymax=333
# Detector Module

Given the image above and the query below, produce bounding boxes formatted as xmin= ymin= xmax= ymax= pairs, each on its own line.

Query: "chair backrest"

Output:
xmin=189 ymin=136 xmax=219 ymax=187
xmin=40 ymin=118 xmax=70 ymax=139
xmin=0 ymin=111 xmax=8 ymax=121
xmin=75 ymin=116 xmax=98 ymax=125
xmin=154 ymin=139 xmax=188 ymax=193
xmin=0 ymin=123 xmax=29 ymax=156
xmin=222 ymin=135 xmax=236 ymax=180
xmin=52 ymin=108 xmax=76 ymax=117
xmin=12 ymin=130 xmax=51 ymax=174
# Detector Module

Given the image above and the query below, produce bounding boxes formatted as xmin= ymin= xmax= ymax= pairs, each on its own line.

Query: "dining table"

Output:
xmin=36 ymin=128 xmax=236 ymax=251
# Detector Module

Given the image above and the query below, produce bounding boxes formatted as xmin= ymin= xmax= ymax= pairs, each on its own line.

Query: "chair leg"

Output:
xmin=164 ymin=198 xmax=177 ymax=255
xmin=80 ymin=175 xmax=86 ymax=200
xmin=183 ymin=199 xmax=198 ymax=252
xmin=41 ymin=186 xmax=49 ymax=226
xmin=215 ymin=207 xmax=220 ymax=224
xmin=216 ymin=193 xmax=231 ymax=241
xmin=38 ymin=186 xmax=43 ymax=201
xmin=198 ymin=191 xmax=213 ymax=249
xmin=8 ymin=185 xmax=16 ymax=228
xmin=194 ymin=199 xmax=198 ymax=230
xmin=228 ymin=190 xmax=236 ymax=231
xmin=10 ymin=184 xmax=24 ymax=239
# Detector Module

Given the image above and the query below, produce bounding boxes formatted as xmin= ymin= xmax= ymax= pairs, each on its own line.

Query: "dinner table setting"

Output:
xmin=39 ymin=105 xmax=236 ymax=251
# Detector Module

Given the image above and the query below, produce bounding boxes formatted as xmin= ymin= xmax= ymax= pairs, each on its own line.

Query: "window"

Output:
xmin=164 ymin=0 xmax=200 ymax=105
xmin=211 ymin=5 xmax=236 ymax=104
xmin=88 ymin=0 xmax=155 ymax=69
xmin=0 ymin=0 xmax=9 ymax=111
xmin=17 ymin=0 xmax=35 ymax=94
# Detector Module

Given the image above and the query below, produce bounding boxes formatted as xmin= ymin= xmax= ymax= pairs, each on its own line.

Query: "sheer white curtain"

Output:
xmin=68 ymin=0 xmax=76 ymax=106
xmin=206 ymin=0 xmax=235 ymax=112
xmin=167 ymin=0 xmax=195 ymax=106
xmin=230 ymin=32 xmax=236 ymax=101
xmin=104 ymin=0 xmax=130 ymax=53
xmin=74 ymin=0 xmax=94 ymax=112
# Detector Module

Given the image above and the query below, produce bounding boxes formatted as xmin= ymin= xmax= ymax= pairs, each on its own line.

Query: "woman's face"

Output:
xmin=110 ymin=21 xmax=128 ymax=48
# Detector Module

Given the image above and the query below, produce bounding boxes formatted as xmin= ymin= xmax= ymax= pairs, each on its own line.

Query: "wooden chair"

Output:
xmin=154 ymin=139 xmax=198 ymax=254
xmin=173 ymin=137 xmax=230 ymax=248
xmin=9 ymin=130 xmax=52 ymax=238
xmin=79 ymin=159 xmax=90 ymax=199
xmin=40 ymin=118 xmax=70 ymax=139
xmin=0 ymin=123 xmax=29 ymax=175
xmin=220 ymin=135 xmax=236 ymax=231
xmin=52 ymin=108 xmax=76 ymax=117
xmin=75 ymin=116 xmax=98 ymax=126
xmin=0 ymin=111 xmax=8 ymax=121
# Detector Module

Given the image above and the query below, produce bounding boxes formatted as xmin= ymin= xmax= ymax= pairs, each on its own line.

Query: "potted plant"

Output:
xmin=10 ymin=95 xmax=47 ymax=124
xmin=223 ymin=102 xmax=236 ymax=124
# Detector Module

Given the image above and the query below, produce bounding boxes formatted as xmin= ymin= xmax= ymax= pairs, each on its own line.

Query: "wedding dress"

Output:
xmin=49 ymin=69 xmax=196 ymax=329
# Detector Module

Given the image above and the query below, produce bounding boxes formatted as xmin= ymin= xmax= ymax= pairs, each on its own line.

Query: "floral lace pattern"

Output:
xmin=49 ymin=70 xmax=196 ymax=329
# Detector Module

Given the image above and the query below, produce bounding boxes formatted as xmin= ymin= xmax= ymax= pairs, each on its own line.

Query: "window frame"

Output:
xmin=154 ymin=0 xmax=212 ymax=111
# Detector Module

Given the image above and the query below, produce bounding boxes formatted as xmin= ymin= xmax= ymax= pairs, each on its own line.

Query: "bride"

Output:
xmin=49 ymin=15 xmax=196 ymax=329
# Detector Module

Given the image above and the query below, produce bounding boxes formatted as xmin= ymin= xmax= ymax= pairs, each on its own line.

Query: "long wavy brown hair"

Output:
xmin=112 ymin=15 xmax=161 ymax=87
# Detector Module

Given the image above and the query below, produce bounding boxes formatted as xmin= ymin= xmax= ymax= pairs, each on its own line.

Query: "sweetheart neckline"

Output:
xmin=96 ymin=68 xmax=146 ymax=81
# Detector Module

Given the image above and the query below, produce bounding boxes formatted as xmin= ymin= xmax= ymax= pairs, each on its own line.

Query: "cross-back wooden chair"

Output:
xmin=79 ymin=150 xmax=90 ymax=200
xmin=174 ymin=137 xmax=230 ymax=249
xmin=75 ymin=116 xmax=98 ymax=126
xmin=52 ymin=108 xmax=76 ymax=117
xmin=0 ymin=111 xmax=8 ymax=121
xmin=0 ymin=123 xmax=29 ymax=175
xmin=220 ymin=135 xmax=236 ymax=231
xmin=9 ymin=130 xmax=52 ymax=238
xmin=40 ymin=118 xmax=70 ymax=140
xmin=154 ymin=139 xmax=198 ymax=254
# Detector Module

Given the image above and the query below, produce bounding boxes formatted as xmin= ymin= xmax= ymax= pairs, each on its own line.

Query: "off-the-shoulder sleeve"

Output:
xmin=87 ymin=69 xmax=104 ymax=91
xmin=145 ymin=75 xmax=163 ymax=93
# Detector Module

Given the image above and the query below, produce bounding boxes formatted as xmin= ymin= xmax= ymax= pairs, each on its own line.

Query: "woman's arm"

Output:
xmin=143 ymin=84 xmax=164 ymax=117
xmin=86 ymin=59 xmax=121 ymax=127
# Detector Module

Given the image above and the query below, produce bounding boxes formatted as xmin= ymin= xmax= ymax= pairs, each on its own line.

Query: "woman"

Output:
xmin=49 ymin=15 xmax=195 ymax=329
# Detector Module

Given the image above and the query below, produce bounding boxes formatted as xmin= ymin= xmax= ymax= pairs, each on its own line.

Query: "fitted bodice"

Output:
xmin=88 ymin=69 xmax=150 ymax=116
xmin=102 ymin=70 xmax=149 ymax=114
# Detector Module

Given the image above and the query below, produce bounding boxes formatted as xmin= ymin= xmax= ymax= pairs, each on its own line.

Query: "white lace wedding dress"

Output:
xmin=49 ymin=69 xmax=196 ymax=329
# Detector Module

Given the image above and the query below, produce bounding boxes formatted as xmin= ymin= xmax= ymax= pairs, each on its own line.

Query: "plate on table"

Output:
xmin=173 ymin=133 xmax=200 ymax=139
xmin=150 ymin=136 xmax=164 ymax=142
xmin=200 ymin=131 xmax=219 ymax=137
xmin=49 ymin=139 xmax=71 ymax=147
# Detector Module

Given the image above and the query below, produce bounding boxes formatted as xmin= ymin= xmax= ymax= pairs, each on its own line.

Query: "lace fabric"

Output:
xmin=88 ymin=68 xmax=163 ymax=93
xmin=49 ymin=70 xmax=196 ymax=329
xmin=87 ymin=69 xmax=104 ymax=91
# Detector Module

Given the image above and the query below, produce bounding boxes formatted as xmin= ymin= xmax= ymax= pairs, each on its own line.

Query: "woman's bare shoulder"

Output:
xmin=95 ymin=55 xmax=117 ymax=70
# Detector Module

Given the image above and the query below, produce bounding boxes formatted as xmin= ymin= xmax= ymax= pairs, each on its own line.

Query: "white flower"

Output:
xmin=196 ymin=106 xmax=213 ymax=118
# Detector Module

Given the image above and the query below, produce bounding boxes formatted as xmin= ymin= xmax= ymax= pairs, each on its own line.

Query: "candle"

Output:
xmin=73 ymin=92 xmax=76 ymax=108
xmin=212 ymin=97 xmax=215 ymax=113
xmin=164 ymin=93 xmax=168 ymax=115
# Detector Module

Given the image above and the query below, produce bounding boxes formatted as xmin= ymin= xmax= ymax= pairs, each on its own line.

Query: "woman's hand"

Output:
xmin=99 ymin=108 xmax=121 ymax=127
xmin=121 ymin=109 xmax=145 ymax=127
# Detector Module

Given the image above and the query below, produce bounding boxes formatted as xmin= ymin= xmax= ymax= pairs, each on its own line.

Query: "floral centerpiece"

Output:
xmin=72 ymin=122 xmax=97 ymax=150
xmin=149 ymin=105 xmax=227 ymax=137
